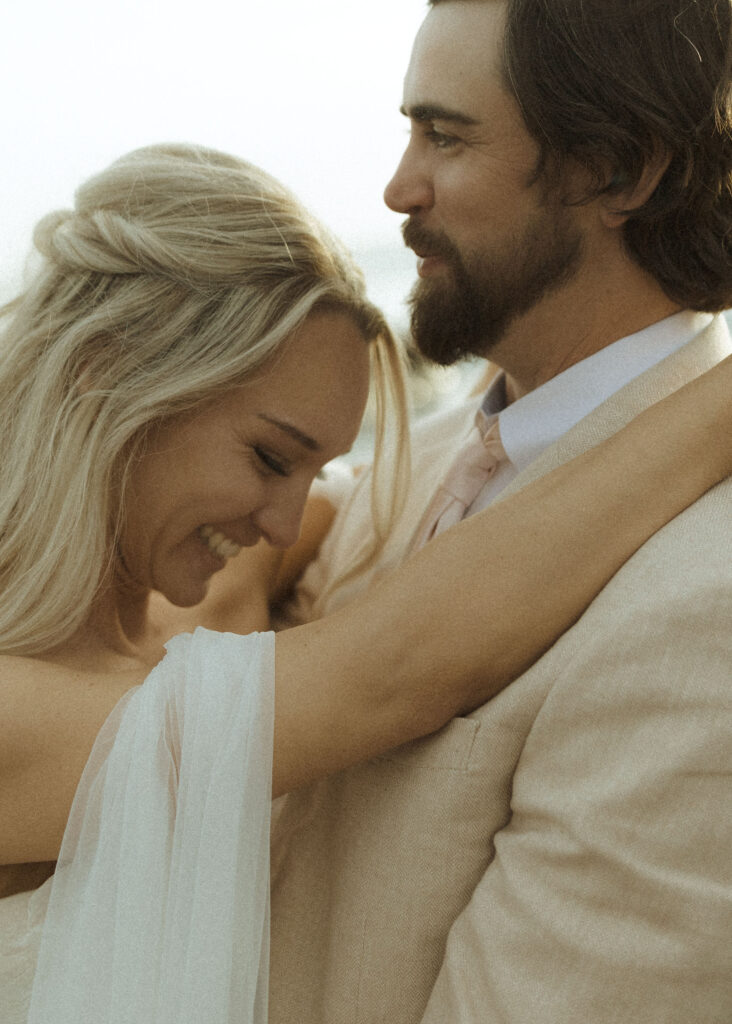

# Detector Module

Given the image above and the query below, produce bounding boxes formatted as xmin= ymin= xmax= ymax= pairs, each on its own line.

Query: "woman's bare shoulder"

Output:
xmin=0 ymin=654 xmax=85 ymax=754
xmin=0 ymin=653 xmax=142 ymax=865
xmin=0 ymin=653 xmax=137 ymax=746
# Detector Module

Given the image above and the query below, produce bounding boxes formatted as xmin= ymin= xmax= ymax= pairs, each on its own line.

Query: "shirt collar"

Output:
xmin=480 ymin=310 xmax=714 ymax=473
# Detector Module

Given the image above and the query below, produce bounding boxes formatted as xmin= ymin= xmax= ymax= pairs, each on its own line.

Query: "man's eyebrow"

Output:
xmin=257 ymin=414 xmax=321 ymax=452
xmin=400 ymin=103 xmax=479 ymax=127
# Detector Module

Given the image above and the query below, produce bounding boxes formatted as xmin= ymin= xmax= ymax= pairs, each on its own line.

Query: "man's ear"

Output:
xmin=599 ymin=146 xmax=672 ymax=227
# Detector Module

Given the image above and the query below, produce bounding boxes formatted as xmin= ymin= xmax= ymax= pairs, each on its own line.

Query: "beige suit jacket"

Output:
xmin=270 ymin=317 xmax=732 ymax=1024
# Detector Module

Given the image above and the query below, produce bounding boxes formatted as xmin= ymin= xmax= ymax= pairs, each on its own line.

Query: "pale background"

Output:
xmin=0 ymin=0 xmax=428 ymax=327
xmin=3 ymin=0 xmax=728 ymax=337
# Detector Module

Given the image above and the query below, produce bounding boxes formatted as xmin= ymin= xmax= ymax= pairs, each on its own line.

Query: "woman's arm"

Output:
xmin=1 ymin=359 xmax=730 ymax=862
xmin=271 ymin=355 xmax=732 ymax=795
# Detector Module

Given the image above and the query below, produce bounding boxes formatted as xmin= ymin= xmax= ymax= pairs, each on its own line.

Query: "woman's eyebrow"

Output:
xmin=257 ymin=414 xmax=321 ymax=452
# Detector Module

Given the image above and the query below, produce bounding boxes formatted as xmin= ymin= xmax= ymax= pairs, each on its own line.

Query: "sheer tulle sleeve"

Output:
xmin=27 ymin=628 xmax=275 ymax=1024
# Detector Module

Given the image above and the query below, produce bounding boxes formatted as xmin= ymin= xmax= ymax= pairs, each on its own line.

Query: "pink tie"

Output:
xmin=411 ymin=412 xmax=506 ymax=551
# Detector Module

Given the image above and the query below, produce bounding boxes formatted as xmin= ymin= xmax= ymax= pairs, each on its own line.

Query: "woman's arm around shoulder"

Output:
xmin=271 ymin=355 xmax=732 ymax=796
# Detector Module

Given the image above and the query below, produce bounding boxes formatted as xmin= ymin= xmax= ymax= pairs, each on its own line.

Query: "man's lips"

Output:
xmin=403 ymin=222 xmax=453 ymax=277
xmin=415 ymin=252 xmax=447 ymax=277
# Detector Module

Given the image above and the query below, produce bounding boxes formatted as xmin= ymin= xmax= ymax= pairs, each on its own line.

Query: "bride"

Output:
xmin=0 ymin=143 xmax=730 ymax=1023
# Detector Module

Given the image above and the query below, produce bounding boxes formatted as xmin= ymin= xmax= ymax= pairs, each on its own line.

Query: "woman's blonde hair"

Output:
xmin=0 ymin=143 xmax=408 ymax=655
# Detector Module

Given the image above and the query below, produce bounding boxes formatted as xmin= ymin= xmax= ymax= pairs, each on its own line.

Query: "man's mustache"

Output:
xmin=401 ymin=220 xmax=459 ymax=264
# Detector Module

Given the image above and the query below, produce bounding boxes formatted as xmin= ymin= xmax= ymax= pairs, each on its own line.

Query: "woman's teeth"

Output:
xmin=198 ymin=525 xmax=241 ymax=560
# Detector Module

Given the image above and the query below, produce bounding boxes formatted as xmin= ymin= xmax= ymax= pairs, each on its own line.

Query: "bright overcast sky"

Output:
xmin=1 ymin=0 xmax=427 ymax=306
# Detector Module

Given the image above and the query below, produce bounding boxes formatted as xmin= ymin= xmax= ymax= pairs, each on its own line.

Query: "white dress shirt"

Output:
xmin=469 ymin=310 xmax=714 ymax=515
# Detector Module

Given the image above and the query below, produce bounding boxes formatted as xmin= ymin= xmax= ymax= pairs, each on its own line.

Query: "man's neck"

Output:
xmin=488 ymin=248 xmax=682 ymax=402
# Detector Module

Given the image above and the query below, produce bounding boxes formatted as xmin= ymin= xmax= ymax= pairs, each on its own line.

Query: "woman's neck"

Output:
xmin=54 ymin=576 xmax=161 ymax=672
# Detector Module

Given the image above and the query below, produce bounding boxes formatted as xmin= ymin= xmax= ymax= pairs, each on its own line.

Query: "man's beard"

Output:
xmin=404 ymin=205 xmax=584 ymax=366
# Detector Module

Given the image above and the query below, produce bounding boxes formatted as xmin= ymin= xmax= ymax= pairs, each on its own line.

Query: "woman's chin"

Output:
xmin=156 ymin=540 xmax=226 ymax=608
xmin=164 ymin=584 xmax=209 ymax=609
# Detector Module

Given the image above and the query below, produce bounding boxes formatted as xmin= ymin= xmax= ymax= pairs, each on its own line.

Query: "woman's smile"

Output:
xmin=198 ymin=525 xmax=243 ymax=561
xmin=121 ymin=312 xmax=370 ymax=608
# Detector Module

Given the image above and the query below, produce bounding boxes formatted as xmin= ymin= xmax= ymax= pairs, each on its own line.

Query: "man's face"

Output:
xmin=384 ymin=0 xmax=584 ymax=365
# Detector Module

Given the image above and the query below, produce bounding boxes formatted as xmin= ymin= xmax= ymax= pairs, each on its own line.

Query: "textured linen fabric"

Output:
xmin=0 ymin=628 xmax=275 ymax=1024
xmin=269 ymin=316 xmax=732 ymax=1024
xmin=472 ymin=310 xmax=713 ymax=512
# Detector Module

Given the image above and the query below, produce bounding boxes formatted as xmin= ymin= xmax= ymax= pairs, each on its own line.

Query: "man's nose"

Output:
xmin=384 ymin=146 xmax=433 ymax=214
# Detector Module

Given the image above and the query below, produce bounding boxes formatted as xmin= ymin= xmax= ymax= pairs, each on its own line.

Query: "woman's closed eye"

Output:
xmin=254 ymin=447 xmax=290 ymax=477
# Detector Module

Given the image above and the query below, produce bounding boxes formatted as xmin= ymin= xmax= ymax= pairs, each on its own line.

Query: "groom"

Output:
xmin=270 ymin=1 xmax=732 ymax=1021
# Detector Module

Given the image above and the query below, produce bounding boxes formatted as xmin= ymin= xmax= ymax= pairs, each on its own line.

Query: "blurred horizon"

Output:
xmin=3 ymin=1 xmax=728 ymax=339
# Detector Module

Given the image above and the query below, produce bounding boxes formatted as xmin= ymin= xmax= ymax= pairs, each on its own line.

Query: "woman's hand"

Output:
xmin=148 ymin=541 xmax=284 ymax=639
xmin=148 ymin=491 xmax=342 ymax=641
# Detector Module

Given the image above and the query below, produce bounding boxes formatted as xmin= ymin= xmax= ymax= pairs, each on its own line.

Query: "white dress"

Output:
xmin=0 ymin=629 xmax=275 ymax=1024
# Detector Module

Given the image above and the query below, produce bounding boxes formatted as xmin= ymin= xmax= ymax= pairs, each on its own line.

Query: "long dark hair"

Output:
xmin=430 ymin=0 xmax=732 ymax=312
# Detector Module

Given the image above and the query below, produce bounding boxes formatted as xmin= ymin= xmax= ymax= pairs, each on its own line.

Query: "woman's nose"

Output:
xmin=255 ymin=491 xmax=308 ymax=550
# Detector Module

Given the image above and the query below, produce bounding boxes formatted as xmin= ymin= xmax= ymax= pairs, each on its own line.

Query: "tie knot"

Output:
xmin=410 ymin=411 xmax=508 ymax=552
xmin=438 ymin=414 xmax=506 ymax=506
xmin=477 ymin=412 xmax=506 ymax=463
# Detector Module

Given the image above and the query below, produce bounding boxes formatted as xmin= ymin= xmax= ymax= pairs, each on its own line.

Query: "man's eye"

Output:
xmin=425 ymin=128 xmax=459 ymax=149
xmin=254 ymin=447 xmax=289 ymax=477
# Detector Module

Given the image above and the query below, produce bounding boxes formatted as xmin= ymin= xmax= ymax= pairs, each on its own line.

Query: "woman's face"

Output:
xmin=121 ymin=311 xmax=371 ymax=607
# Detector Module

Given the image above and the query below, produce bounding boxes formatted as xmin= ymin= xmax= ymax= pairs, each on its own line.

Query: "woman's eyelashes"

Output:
xmin=253 ymin=446 xmax=290 ymax=477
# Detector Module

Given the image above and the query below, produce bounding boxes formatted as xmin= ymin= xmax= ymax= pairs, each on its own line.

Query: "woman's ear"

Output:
xmin=600 ymin=145 xmax=672 ymax=227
